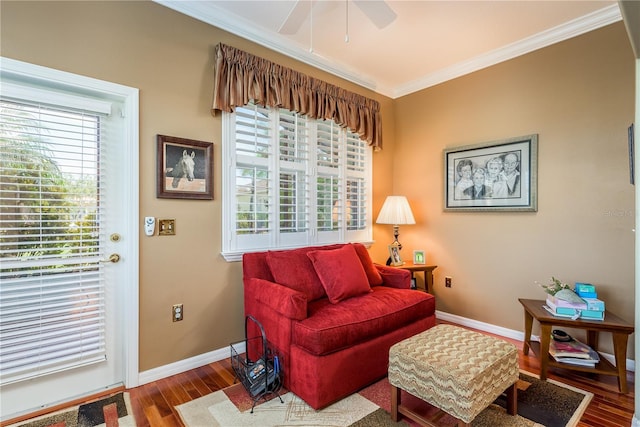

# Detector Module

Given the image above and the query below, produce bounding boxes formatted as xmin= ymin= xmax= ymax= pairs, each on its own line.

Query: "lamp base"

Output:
xmin=386 ymin=225 xmax=403 ymax=266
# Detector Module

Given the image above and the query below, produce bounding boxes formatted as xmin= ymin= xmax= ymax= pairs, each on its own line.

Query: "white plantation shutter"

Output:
xmin=278 ymin=109 xmax=309 ymax=246
xmin=222 ymin=101 xmax=372 ymax=259
xmin=0 ymin=92 xmax=110 ymax=385
xmin=233 ymin=103 xmax=273 ymax=250
xmin=315 ymin=120 xmax=342 ymax=241
xmin=344 ymin=131 xmax=369 ymax=240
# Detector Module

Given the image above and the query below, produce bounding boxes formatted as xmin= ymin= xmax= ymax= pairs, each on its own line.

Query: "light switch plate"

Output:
xmin=158 ymin=219 xmax=176 ymax=235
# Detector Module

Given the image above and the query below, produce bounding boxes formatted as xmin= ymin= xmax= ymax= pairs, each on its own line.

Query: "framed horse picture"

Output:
xmin=157 ymin=135 xmax=213 ymax=200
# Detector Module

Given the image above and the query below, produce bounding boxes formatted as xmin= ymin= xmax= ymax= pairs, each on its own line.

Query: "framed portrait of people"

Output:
xmin=388 ymin=244 xmax=403 ymax=266
xmin=444 ymin=134 xmax=538 ymax=212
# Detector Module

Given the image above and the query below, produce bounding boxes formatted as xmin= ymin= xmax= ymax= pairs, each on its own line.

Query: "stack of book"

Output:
xmin=549 ymin=336 xmax=600 ymax=367
xmin=544 ymin=283 xmax=605 ymax=320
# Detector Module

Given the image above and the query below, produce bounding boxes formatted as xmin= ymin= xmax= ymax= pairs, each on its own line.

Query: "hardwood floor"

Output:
xmin=128 ymin=329 xmax=635 ymax=427
xmin=5 ymin=326 xmax=636 ymax=426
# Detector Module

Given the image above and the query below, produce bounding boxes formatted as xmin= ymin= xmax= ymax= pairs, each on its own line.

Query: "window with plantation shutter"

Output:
xmin=222 ymin=101 xmax=372 ymax=260
xmin=0 ymin=91 xmax=110 ymax=385
xmin=278 ymin=109 xmax=309 ymax=237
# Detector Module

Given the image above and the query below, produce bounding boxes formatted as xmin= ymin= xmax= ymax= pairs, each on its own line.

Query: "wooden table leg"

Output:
xmin=425 ymin=271 xmax=434 ymax=294
xmin=390 ymin=384 xmax=401 ymax=422
xmin=505 ymin=382 xmax=517 ymax=416
xmin=523 ymin=309 xmax=533 ymax=356
xmin=586 ymin=329 xmax=598 ymax=350
xmin=612 ymin=332 xmax=629 ymax=393
xmin=539 ymin=323 xmax=552 ymax=381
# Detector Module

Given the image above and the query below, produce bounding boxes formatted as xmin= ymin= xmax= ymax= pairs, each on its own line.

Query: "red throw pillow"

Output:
xmin=351 ymin=243 xmax=383 ymax=286
xmin=307 ymin=245 xmax=372 ymax=304
xmin=266 ymin=249 xmax=326 ymax=301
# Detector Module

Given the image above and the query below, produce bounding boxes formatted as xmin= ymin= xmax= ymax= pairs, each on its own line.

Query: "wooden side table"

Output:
xmin=518 ymin=298 xmax=634 ymax=393
xmin=385 ymin=263 xmax=437 ymax=294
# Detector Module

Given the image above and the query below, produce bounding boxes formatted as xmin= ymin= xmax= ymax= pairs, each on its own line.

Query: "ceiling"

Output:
xmin=155 ymin=0 xmax=621 ymax=98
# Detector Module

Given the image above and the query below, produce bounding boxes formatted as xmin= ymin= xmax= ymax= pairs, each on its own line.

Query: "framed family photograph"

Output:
xmin=413 ymin=250 xmax=425 ymax=265
xmin=444 ymin=134 xmax=538 ymax=212
xmin=388 ymin=244 xmax=403 ymax=266
xmin=157 ymin=135 xmax=214 ymax=200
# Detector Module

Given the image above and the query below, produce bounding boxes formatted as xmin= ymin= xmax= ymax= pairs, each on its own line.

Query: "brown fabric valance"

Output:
xmin=212 ymin=43 xmax=382 ymax=150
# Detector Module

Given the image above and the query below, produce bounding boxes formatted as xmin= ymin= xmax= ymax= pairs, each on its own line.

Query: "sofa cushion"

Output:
xmin=307 ymin=245 xmax=371 ymax=304
xmin=293 ymin=287 xmax=435 ymax=356
xmin=266 ymin=248 xmax=326 ymax=301
xmin=351 ymin=243 xmax=383 ymax=286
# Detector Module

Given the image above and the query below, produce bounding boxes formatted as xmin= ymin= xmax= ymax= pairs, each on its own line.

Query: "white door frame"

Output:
xmin=0 ymin=57 xmax=140 ymax=413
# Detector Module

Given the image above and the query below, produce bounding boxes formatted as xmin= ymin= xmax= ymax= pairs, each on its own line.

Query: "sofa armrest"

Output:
xmin=244 ymin=278 xmax=308 ymax=320
xmin=374 ymin=264 xmax=411 ymax=289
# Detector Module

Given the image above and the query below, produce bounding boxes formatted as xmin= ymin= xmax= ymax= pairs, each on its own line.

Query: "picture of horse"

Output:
xmin=167 ymin=150 xmax=196 ymax=188
xmin=157 ymin=135 xmax=213 ymax=200
xmin=162 ymin=144 xmax=208 ymax=193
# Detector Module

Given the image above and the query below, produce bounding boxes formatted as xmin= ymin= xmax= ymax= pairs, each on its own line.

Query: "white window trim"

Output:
xmin=221 ymin=105 xmax=373 ymax=262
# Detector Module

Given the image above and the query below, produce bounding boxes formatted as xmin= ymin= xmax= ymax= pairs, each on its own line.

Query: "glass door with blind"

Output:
xmin=0 ymin=58 xmax=139 ymax=420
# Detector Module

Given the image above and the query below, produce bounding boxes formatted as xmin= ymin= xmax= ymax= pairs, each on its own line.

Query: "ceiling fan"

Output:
xmin=278 ymin=0 xmax=397 ymax=35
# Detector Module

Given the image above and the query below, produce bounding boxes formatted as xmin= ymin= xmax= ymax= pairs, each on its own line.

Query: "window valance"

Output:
xmin=212 ymin=43 xmax=383 ymax=150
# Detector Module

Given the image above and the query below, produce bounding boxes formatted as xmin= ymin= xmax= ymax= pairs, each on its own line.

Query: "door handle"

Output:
xmin=101 ymin=253 xmax=121 ymax=263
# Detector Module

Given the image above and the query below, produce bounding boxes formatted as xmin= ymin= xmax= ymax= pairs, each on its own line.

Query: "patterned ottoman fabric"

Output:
xmin=388 ymin=324 xmax=519 ymax=424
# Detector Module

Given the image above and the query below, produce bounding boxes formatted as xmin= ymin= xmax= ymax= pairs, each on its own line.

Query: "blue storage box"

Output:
xmin=575 ymin=282 xmax=595 ymax=292
xmin=544 ymin=305 xmax=605 ymax=320
xmin=575 ymin=282 xmax=597 ymax=298
xmin=584 ymin=298 xmax=605 ymax=312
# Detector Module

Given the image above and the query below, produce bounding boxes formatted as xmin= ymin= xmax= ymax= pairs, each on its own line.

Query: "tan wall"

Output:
xmin=393 ymin=22 xmax=636 ymax=356
xmin=0 ymin=0 xmax=395 ymax=371
xmin=1 ymin=0 xmax=635 ymax=369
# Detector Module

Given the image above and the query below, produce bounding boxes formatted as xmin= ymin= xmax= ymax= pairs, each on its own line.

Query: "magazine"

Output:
xmin=247 ymin=359 xmax=266 ymax=382
xmin=556 ymin=357 xmax=597 ymax=367
xmin=549 ymin=337 xmax=600 ymax=364
xmin=247 ymin=360 xmax=277 ymax=396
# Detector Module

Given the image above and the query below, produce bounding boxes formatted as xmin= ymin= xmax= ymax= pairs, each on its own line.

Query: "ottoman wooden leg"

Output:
xmin=506 ymin=382 xmax=518 ymax=416
xmin=391 ymin=384 xmax=401 ymax=422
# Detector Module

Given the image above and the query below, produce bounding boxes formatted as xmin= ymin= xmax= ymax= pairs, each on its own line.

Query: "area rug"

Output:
xmin=7 ymin=392 xmax=136 ymax=427
xmin=176 ymin=371 xmax=592 ymax=427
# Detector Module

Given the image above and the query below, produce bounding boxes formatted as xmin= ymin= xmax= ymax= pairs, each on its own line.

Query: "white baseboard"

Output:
xmin=436 ymin=310 xmax=527 ymax=341
xmin=138 ymin=341 xmax=245 ymax=385
xmin=436 ymin=310 xmax=636 ymax=372
xmin=138 ymin=312 xmax=635 ymax=385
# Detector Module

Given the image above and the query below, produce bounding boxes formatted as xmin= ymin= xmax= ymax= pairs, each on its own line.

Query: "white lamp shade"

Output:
xmin=375 ymin=196 xmax=416 ymax=225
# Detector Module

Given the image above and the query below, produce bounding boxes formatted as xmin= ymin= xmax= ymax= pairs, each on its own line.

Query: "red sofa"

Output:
xmin=242 ymin=243 xmax=436 ymax=409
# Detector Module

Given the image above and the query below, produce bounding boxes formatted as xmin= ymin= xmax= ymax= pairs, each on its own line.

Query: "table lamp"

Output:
xmin=376 ymin=196 xmax=416 ymax=265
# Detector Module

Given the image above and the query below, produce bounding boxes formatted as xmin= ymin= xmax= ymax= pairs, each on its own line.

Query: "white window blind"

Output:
xmin=0 ymin=94 xmax=109 ymax=385
xmin=222 ymin=101 xmax=372 ymax=259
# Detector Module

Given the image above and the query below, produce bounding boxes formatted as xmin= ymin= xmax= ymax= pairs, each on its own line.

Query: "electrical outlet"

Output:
xmin=172 ymin=304 xmax=183 ymax=322
xmin=445 ymin=277 xmax=452 ymax=288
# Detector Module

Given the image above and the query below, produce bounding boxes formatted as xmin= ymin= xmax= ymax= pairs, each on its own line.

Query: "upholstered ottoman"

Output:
xmin=388 ymin=324 xmax=519 ymax=427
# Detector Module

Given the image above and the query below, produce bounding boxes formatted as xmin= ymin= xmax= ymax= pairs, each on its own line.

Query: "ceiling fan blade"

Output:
xmin=353 ymin=0 xmax=397 ymax=29
xmin=278 ymin=1 xmax=313 ymax=35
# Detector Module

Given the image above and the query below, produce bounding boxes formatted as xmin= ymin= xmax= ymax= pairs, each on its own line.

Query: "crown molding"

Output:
xmin=153 ymin=0 xmax=389 ymax=95
xmin=393 ymin=3 xmax=622 ymax=98
xmin=154 ymin=1 xmax=621 ymax=99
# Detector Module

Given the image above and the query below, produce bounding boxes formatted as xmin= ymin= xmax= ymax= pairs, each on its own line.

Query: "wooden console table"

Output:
xmin=386 ymin=263 xmax=437 ymax=294
xmin=519 ymin=298 xmax=634 ymax=393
